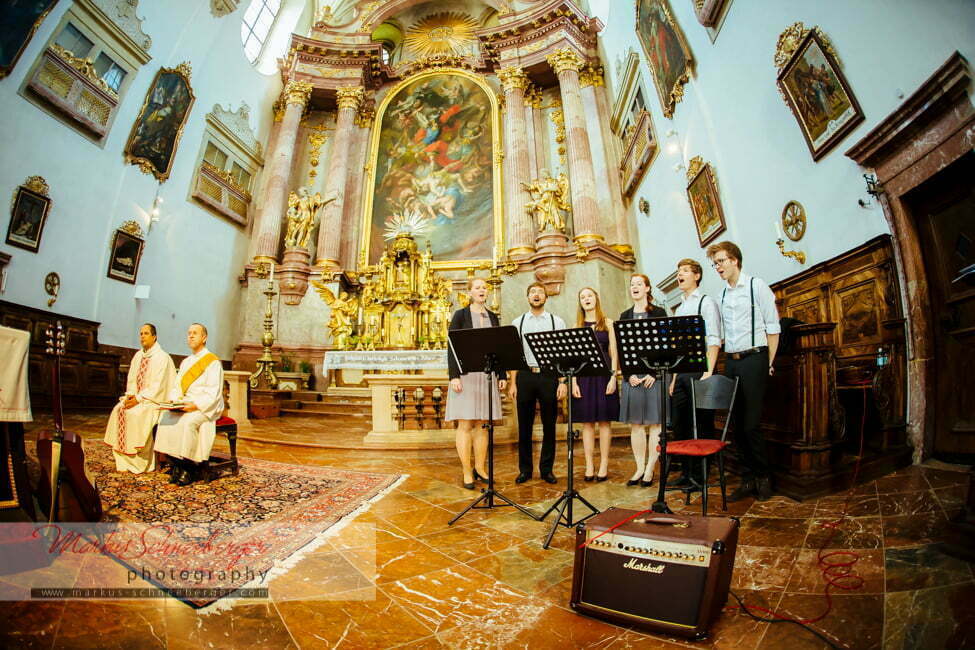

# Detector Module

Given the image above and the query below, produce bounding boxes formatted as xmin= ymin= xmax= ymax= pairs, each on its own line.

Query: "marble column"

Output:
xmin=252 ymin=80 xmax=312 ymax=263
xmin=547 ymin=48 xmax=603 ymax=245
xmin=498 ymin=66 xmax=535 ymax=259
xmin=315 ymin=86 xmax=364 ymax=271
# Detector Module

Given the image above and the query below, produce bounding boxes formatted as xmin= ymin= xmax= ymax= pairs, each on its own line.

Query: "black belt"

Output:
xmin=727 ymin=346 xmax=768 ymax=360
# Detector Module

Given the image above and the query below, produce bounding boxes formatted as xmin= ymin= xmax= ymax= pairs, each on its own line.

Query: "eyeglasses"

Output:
xmin=711 ymin=258 xmax=731 ymax=268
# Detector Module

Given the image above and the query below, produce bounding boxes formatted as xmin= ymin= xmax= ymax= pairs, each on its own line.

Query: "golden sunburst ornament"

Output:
xmin=404 ymin=12 xmax=479 ymax=58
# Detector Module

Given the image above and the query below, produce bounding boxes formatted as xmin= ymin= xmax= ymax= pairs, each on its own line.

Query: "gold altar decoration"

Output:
xmin=284 ymin=187 xmax=336 ymax=249
xmin=403 ymin=12 xmax=479 ymax=58
xmin=522 ymin=170 xmax=571 ymax=233
xmin=283 ymin=80 xmax=314 ymax=107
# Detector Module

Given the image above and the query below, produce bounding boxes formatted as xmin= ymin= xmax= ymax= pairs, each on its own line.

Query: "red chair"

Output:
xmin=201 ymin=416 xmax=239 ymax=482
xmin=660 ymin=375 xmax=739 ymax=515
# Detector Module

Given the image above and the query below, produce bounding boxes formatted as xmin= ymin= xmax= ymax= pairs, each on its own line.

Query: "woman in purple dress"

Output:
xmin=571 ymin=288 xmax=619 ymax=481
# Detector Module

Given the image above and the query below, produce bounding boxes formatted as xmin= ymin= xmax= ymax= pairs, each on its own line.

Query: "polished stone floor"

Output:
xmin=2 ymin=414 xmax=973 ymax=649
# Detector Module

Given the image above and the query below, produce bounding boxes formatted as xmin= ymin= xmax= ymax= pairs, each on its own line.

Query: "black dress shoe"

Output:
xmin=473 ymin=469 xmax=488 ymax=482
xmin=463 ymin=481 xmax=476 ymax=490
xmin=640 ymin=479 xmax=654 ymax=488
xmin=542 ymin=473 xmax=557 ymax=484
xmin=515 ymin=473 xmax=531 ymax=484
xmin=596 ymin=474 xmax=609 ymax=482
xmin=584 ymin=475 xmax=595 ymax=482
xmin=168 ymin=470 xmax=181 ymax=484
xmin=626 ymin=479 xmax=641 ymax=486
xmin=728 ymin=478 xmax=756 ymax=503
xmin=175 ymin=469 xmax=194 ymax=486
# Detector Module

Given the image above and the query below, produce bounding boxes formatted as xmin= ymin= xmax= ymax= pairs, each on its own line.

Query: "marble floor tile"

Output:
xmin=813 ymin=494 xmax=881 ymax=518
xmin=804 ymin=517 xmax=884 ymax=550
xmin=164 ymin=601 xmax=297 ymax=650
xmin=464 ymin=543 xmax=574 ymax=594
xmin=415 ymin=522 xmax=526 ymax=563
xmin=932 ymin=484 xmax=969 ymax=513
xmin=738 ymin=517 xmax=811 ymax=548
xmin=919 ymin=466 xmax=970 ymax=490
xmin=267 ymin=550 xmax=373 ymax=602
xmin=883 ymin=582 xmax=975 ymax=650
xmin=52 ymin=600 xmax=168 ymax=649
xmin=874 ymin=468 xmax=929 ymax=495
xmin=881 ymin=511 xmax=950 ymax=548
xmin=733 ymin=546 xmax=801 ymax=591
xmin=0 ymin=600 xmax=64 ymax=650
xmin=877 ymin=490 xmax=940 ymax=517
xmin=378 ymin=504 xmax=463 ymax=537
xmin=342 ymin=536 xmax=458 ymax=585
xmin=745 ymin=496 xmax=817 ymax=519
xmin=757 ymin=593 xmax=884 ymax=649
xmin=884 ymin=543 xmax=975 ymax=592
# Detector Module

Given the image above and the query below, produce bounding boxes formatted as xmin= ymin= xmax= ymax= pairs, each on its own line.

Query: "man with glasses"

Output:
xmin=706 ymin=241 xmax=780 ymax=501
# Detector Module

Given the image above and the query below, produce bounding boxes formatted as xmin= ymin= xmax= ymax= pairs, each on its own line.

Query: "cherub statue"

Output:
xmin=285 ymin=187 xmax=336 ymax=249
xmin=522 ymin=169 xmax=571 ymax=232
xmin=311 ymin=280 xmax=357 ymax=349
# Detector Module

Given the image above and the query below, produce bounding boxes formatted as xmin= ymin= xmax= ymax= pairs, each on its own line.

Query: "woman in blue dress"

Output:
xmin=571 ymin=288 xmax=619 ymax=482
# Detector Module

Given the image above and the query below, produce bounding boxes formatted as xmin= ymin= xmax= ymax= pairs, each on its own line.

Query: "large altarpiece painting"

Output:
xmin=362 ymin=70 xmax=501 ymax=268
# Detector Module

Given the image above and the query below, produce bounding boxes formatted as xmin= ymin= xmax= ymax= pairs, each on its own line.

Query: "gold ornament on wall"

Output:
xmin=781 ymin=200 xmax=806 ymax=241
xmin=285 ymin=187 xmax=336 ymax=249
xmin=44 ymin=271 xmax=60 ymax=307
xmin=403 ymin=12 xmax=479 ymax=58
xmin=522 ymin=170 xmax=571 ymax=233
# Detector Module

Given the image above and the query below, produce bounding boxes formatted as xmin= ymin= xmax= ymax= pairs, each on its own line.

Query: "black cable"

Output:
xmin=728 ymin=590 xmax=842 ymax=649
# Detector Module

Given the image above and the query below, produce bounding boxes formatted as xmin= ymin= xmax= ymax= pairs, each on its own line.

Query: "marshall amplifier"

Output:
xmin=570 ymin=508 xmax=738 ymax=640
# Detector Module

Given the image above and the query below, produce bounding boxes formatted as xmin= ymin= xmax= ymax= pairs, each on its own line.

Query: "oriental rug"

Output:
xmin=26 ymin=440 xmax=401 ymax=608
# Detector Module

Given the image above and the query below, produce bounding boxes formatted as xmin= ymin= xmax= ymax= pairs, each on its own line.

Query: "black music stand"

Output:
xmin=525 ymin=326 xmax=609 ymax=548
xmin=614 ymin=316 xmax=707 ymax=514
xmin=447 ymin=325 xmax=536 ymax=525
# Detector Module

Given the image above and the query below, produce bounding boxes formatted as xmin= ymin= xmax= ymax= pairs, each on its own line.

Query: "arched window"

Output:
xmin=241 ymin=0 xmax=281 ymax=63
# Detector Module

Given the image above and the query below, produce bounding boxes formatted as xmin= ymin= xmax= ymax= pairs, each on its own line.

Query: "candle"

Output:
xmin=774 ymin=219 xmax=784 ymax=240
xmin=269 ymin=264 xmax=275 ymax=283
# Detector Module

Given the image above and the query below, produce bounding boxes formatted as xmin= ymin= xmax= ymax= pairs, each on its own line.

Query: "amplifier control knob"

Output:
xmin=699 ymin=555 xmax=705 ymax=561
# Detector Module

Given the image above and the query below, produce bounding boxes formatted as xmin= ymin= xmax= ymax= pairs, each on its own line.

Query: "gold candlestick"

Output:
xmin=249 ymin=266 xmax=279 ymax=389
xmin=776 ymin=238 xmax=806 ymax=264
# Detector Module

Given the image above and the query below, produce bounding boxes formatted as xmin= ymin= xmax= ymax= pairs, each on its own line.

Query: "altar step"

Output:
xmin=280 ymin=391 xmax=371 ymax=419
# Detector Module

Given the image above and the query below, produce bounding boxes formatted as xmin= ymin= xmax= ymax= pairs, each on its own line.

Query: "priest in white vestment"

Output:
xmin=155 ymin=323 xmax=224 ymax=485
xmin=102 ymin=324 xmax=175 ymax=473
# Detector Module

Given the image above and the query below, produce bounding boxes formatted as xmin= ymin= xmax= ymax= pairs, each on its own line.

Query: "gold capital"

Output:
xmin=547 ymin=48 xmax=584 ymax=75
xmin=497 ymin=66 xmax=529 ymax=93
xmin=283 ymin=80 xmax=313 ymax=107
xmin=336 ymin=86 xmax=364 ymax=111
xmin=579 ymin=65 xmax=605 ymax=88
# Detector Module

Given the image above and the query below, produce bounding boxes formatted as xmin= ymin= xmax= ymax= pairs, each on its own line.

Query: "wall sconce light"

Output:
xmin=638 ymin=197 xmax=650 ymax=216
xmin=147 ymin=195 xmax=163 ymax=233
xmin=863 ymin=174 xmax=884 ymax=198
xmin=665 ymin=129 xmax=679 ymax=155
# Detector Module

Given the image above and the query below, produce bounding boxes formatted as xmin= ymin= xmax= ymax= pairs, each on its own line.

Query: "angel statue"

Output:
xmin=311 ymin=279 xmax=357 ymax=349
xmin=285 ymin=187 xmax=336 ymax=249
xmin=522 ymin=169 xmax=571 ymax=232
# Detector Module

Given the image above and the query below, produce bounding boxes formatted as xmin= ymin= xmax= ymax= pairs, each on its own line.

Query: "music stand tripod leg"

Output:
xmin=652 ymin=366 xmax=674 ymax=514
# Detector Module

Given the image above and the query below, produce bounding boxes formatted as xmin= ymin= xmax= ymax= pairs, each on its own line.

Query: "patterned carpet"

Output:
xmin=29 ymin=440 xmax=401 ymax=607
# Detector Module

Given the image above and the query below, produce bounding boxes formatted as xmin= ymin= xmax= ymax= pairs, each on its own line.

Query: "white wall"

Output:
xmin=0 ymin=1 xmax=283 ymax=358
xmin=598 ymin=0 xmax=975 ymax=299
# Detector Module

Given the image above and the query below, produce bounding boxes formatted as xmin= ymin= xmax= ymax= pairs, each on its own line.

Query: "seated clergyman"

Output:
xmin=103 ymin=323 xmax=176 ymax=473
xmin=155 ymin=323 xmax=224 ymax=486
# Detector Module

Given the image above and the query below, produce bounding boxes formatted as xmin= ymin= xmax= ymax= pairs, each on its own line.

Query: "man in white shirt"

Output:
xmin=508 ymin=282 xmax=567 ymax=484
xmin=668 ymin=259 xmax=722 ymax=488
xmin=706 ymin=241 xmax=780 ymax=502
xmin=103 ymin=323 xmax=176 ymax=473
xmin=155 ymin=323 xmax=224 ymax=486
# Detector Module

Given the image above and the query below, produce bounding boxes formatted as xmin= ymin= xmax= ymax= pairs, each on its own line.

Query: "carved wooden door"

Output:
xmin=907 ymin=151 xmax=975 ymax=459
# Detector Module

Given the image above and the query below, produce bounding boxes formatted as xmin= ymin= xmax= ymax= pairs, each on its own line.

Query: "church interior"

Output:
xmin=1 ymin=0 xmax=974 ymax=647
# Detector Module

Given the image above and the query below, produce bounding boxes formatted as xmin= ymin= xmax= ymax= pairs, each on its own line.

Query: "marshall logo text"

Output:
xmin=622 ymin=557 xmax=665 ymax=573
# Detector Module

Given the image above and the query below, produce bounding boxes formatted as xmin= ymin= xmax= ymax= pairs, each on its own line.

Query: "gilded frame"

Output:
xmin=358 ymin=68 xmax=504 ymax=272
xmin=6 ymin=185 xmax=51 ymax=253
xmin=106 ymin=228 xmax=145 ymax=284
xmin=124 ymin=64 xmax=196 ymax=182
xmin=686 ymin=161 xmax=726 ymax=247
xmin=777 ymin=29 xmax=864 ymax=161
xmin=0 ymin=0 xmax=59 ymax=79
xmin=634 ymin=0 xmax=694 ymax=118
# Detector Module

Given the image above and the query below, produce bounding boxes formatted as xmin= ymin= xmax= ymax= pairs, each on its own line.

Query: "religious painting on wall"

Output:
xmin=124 ymin=63 xmax=195 ymax=182
xmin=776 ymin=25 xmax=864 ymax=161
xmin=634 ymin=0 xmax=693 ymax=118
xmin=106 ymin=226 xmax=145 ymax=284
xmin=0 ymin=0 xmax=59 ymax=79
xmin=5 ymin=176 xmax=51 ymax=253
xmin=685 ymin=157 xmax=726 ymax=247
xmin=363 ymin=70 xmax=499 ymax=267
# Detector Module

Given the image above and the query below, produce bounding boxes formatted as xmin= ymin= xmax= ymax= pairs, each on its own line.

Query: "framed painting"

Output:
xmin=776 ymin=27 xmax=864 ymax=161
xmin=107 ymin=227 xmax=145 ymax=284
xmin=685 ymin=157 xmax=726 ymax=247
xmin=635 ymin=0 xmax=693 ymax=118
xmin=5 ymin=177 xmax=51 ymax=252
xmin=361 ymin=69 xmax=502 ymax=269
xmin=0 ymin=0 xmax=59 ymax=79
xmin=124 ymin=63 xmax=195 ymax=182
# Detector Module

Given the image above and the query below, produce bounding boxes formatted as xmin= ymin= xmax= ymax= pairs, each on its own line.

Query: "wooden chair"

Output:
xmin=201 ymin=416 xmax=239 ymax=482
xmin=661 ymin=375 xmax=739 ymax=515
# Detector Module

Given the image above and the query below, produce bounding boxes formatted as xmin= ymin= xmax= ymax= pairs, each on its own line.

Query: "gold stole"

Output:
xmin=180 ymin=353 xmax=219 ymax=396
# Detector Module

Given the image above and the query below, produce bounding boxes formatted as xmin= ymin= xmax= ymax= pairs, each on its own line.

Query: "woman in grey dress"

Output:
xmin=445 ymin=278 xmax=506 ymax=489
xmin=619 ymin=273 xmax=667 ymax=486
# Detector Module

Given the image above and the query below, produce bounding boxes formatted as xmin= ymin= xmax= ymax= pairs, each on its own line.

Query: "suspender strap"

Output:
xmin=697 ymin=296 xmax=705 ymax=316
xmin=750 ymin=278 xmax=755 ymax=348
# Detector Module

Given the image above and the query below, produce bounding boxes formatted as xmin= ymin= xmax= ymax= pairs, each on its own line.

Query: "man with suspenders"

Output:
xmin=706 ymin=242 xmax=780 ymax=502
xmin=668 ymin=259 xmax=722 ymax=488
xmin=508 ymin=282 xmax=567 ymax=484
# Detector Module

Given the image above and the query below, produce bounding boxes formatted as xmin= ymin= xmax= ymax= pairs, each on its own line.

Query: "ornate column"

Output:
xmin=315 ymin=85 xmax=364 ymax=271
xmin=497 ymin=66 xmax=535 ymax=259
xmin=547 ymin=48 xmax=602 ymax=245
xmin=252 ymin=80 xmax=312 ymax=263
